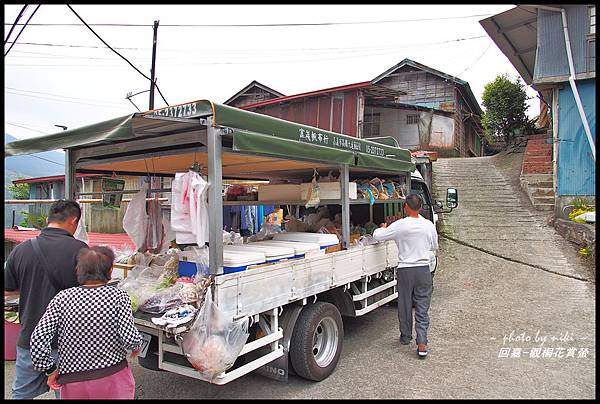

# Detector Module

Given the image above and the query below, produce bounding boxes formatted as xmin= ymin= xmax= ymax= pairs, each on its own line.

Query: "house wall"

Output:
xmin=227 ymin=87 xmax=281 ymax=108
xmin=556 ymin=78 xmax=596 ymax=196
xmin=363 ymin=106 xmax=455 ymax=152
xmin=375 ymin=69 xmax=456 ymax=112
xmin=247 ymin=90 xmax=360 ymax=137
xmin=534 ymin=5 xmax=596 ymax=81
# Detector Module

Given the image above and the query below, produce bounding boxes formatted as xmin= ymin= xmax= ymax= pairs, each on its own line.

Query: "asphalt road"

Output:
xmin=5 ymin=235 xmax=595 ymax=399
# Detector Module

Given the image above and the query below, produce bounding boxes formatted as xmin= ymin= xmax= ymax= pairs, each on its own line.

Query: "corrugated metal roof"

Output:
xmin=224 ymin=80 xmax=285 ymax=105
xmin=479 ymin=6 xmax=538 ymax=85
xmin=13 ymin=173 xmax=100 ymax=185
xmin=241 ymin=81 xmax=372 ymax=110
xmin=4 ymin=228 xmax=136 ymax=250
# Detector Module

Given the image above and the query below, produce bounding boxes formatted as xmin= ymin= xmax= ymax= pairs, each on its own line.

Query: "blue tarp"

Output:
xmin=557 ymin=79 xmax=596 ymax=196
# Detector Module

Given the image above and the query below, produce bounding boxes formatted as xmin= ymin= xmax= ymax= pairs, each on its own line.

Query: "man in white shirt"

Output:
xmin=373 ymin=194 xmax=438 ymax=358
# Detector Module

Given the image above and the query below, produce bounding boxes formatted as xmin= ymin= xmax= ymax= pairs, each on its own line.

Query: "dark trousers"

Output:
xmin=396 ymin=265 xmax=433 ymax=345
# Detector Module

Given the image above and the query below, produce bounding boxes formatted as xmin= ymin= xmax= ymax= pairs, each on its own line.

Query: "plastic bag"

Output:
xmin=248 ymin=222 xmax=281 ymax=242
xmin=73 ymin=202 xmax=89 ymax=244
xmin=191 ymin=245 xmax=210 ymax=278
xmin=305 ymin=176 xmax=320 ymax=208
xmin=122 ymin=181 xmax=149 ymax=251
xmin=182 ymin=289 xmax=250 ymax=382
xmin=139 ymin=282 xmax=185 ymax=314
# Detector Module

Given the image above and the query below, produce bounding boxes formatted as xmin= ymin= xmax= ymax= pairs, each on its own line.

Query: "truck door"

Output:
xmin=410 ymin=180 xmax=434 ymax=223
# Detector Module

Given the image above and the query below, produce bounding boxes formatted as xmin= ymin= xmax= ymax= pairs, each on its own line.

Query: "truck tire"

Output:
xmin=289 ymin=302 xmax=343 ymax=381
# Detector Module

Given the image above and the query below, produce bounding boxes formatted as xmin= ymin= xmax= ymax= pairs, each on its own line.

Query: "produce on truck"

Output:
xmin=5 ymin=100 xmax=457 ymax=385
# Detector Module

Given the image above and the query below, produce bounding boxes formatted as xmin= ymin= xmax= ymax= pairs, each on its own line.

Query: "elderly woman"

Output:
xmin=30 ymin=246 xmax=142 ymax=399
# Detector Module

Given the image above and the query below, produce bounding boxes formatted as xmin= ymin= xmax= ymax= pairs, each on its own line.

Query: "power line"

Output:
xmin=5 ymin=38 xmax=487 ymax=67
xmin=455 ymin=43 xmax=492 ymax=77
xmin=6 ymin=86 xmax=127 ymax=105
xmin=66 ymin=4 xmax=169 ymax=107
xmin=4 ymin=4 xmax=41 ymax=57
xmin=2 ymin=13 xmax=493 ymax=27
xmin=6 ymin=122 xmax=50 ymax=134
xmin=6 ymin=35 xmax=487 ymax=54
xmin=29 ymin=154 xmax=64 ymax=166
xmin=4 ymin=5 xmax=28 ymax=45
xmin=3 ymin=41 xmax=144 ymax=50
xmin=6 ymin=90 xmax=133 ymax=109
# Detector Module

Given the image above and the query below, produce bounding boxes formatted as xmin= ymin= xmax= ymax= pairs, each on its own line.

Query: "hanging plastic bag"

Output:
xmin=73 ymin=202 xmax=89 ymax=244
xmin=139 ymin=282 xmax=185 ymax=315
xmin=305 ymin=171 xmax=320 ymax=209
xmin=122 ymin=181 xmax=149 ymax=251
xmin=182 ymin=288 xmax=250 ymax=382
xmin=191 ymin=245 xmax=210 ymax=278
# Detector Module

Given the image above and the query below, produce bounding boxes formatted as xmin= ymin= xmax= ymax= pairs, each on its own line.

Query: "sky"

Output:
xmin=4 ymin=4 xmax=540 ymax=147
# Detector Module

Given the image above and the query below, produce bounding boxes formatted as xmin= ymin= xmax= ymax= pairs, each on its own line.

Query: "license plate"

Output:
xmin=138 ymin=332 xmax=152 ymax=358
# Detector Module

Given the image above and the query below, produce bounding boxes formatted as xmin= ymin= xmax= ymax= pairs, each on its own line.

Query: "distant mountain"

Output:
xmin=5 ymin=133 xmax=65 ymax=227
xmin=5 ymin=134 xmax=65 ymax=178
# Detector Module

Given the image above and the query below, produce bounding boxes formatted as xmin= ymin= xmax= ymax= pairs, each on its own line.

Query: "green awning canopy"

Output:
xmin=5 ymin=114 xmax=136 ymax=157
xmin=5 ymin=99 xmax=415 ymax=173
xmin=232 ymin=130 xmax=355 ymax=165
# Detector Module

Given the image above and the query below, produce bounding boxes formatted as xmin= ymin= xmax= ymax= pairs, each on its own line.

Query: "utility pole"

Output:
xmin=149 ymin=20 xmax=159 ymax=110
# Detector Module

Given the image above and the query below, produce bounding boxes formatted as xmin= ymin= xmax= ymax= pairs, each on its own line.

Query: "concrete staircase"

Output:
xmin=520 ymin=134 xmax=554 ymax=211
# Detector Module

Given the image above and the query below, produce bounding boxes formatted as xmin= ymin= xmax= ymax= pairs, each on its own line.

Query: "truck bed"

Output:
xmin=213 ymin=240 xmax=399 ymax=318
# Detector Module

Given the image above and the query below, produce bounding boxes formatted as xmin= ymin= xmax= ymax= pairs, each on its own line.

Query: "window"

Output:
xmin=406 ymin=114 xmax=419 ymax=125
xmin=590 ymin=6 xmax=596 ymax=35
xmin=588 ymin=38 xmax=596 ymax=72
xmin=363 ymin=111 xmax=380 ymax=138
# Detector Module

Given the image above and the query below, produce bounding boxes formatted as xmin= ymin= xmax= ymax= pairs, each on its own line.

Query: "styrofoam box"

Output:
xmin=223 ymin=250 xmax=266 ymax=274
xmin=224 ymin=244 xmax=295 ymax=261
xmin=300 ymin=181 xmax=357 ymax=200
xmin=250 ymin=240 xmax=323 ymax=258
xmin=258 ymin=184 xmax=302 ymax=201
xmin=272 ymin=232 xmax=339 ymax=248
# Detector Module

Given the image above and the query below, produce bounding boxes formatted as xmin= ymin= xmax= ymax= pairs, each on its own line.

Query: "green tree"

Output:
xmin=481 ymin=74 xmax=534 ymax=144
xmin=7 ymin=179 xmax=30 ymax=200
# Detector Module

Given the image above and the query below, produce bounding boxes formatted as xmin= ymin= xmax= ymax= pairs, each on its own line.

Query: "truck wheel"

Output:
xmin=289 ymin=302 xmax=343 ymax=381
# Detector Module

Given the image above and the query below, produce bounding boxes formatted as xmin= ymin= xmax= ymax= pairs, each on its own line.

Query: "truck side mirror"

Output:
xmin=446 ymin=188 xmax=458 ymax=209
xmin=433 ymin=200 xmax=444 ymax=212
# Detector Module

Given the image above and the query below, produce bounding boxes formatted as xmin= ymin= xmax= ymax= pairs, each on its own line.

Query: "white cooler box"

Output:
xmin=250 ymin=240 xmax=323 ymax=258
xmin=300 ymin=181 xmax=357 ymax=200
xmin=224 ymin=244 xmax=295 ymax=263
xmin=223 ymin=250 xmax=266 ymax=274
xmin=272 ymin=232 xmax=339 ymax=249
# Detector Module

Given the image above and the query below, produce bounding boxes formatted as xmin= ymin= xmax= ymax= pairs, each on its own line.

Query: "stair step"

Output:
xmin=532 ymin=188 xmax=555 ymax=196
xmin=533 ymin=196 xmax=555 ymax=204
xmin=534 ymin=203 xmax=554 ymax=211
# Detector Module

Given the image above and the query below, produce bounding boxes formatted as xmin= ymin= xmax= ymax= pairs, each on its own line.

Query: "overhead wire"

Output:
xmin=5 ymin=86 xmax=128 ymax=105
xmin=6 ymin=90 xmax=133 ymax=109
xmin=5 ymin=36 xmax=488 ymax=67
xmin=6 ymin=122 xmax=50 ymax=134
xmin=455 ymin=43 xmax=493 ymax=77
xmin=4 ymin=4 xmax=29 ymax=45
xmin=4 ymin=5 xmax=41 ymax=57
xmin=2 ymin=13 xmax=493 ymax=27
xmin=65 ymin=4 xmax=169 ymax=106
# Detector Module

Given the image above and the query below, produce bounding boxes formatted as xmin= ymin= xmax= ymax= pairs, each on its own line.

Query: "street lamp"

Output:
xmin=54 ymin=125 xmax=67 ymax=131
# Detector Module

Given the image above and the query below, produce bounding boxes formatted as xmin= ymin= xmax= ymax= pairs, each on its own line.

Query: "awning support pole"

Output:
xmin=65 ymin=149 xmax=76 ymax=200
xmin=340 ymin=164 xmax=350 ymax=249
xmin=207 ymin=118 xmax=224 ymax=275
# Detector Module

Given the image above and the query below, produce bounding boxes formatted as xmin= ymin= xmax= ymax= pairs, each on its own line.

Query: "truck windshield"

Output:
xmin=410 ymin=181 xmax=433 ymax=222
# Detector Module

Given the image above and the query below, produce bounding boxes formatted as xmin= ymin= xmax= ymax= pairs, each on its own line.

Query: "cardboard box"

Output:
xmin=258 ymin=184 xmax=302 ymax=201
xmin=300 ymin=181 xmax=357 ymax=200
